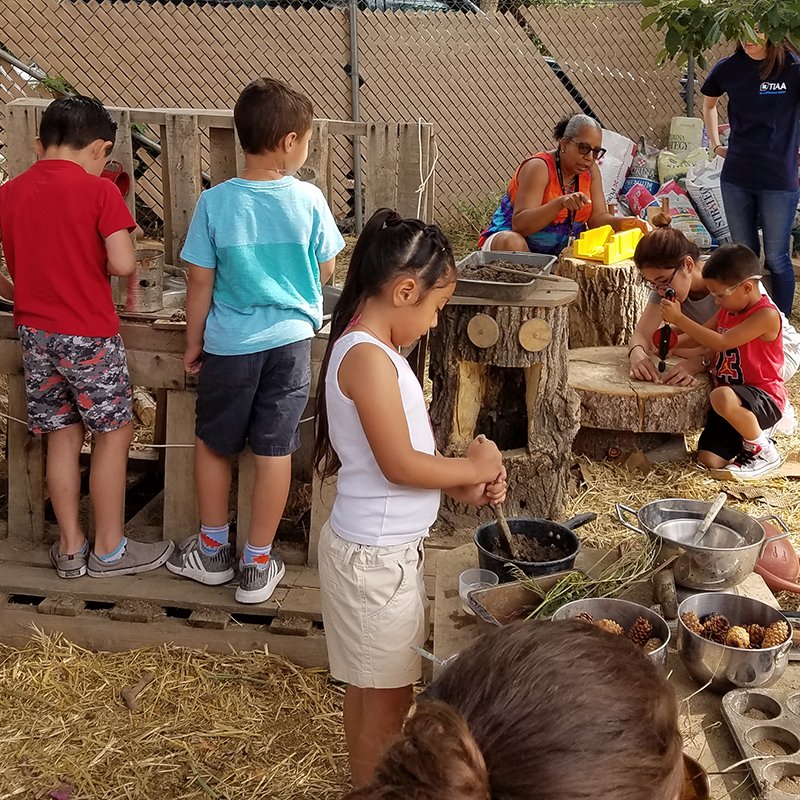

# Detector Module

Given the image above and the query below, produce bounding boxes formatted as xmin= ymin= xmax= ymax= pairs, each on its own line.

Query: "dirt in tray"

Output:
xmin=753 ymin=739 xmax=795 ymax=756
xmin=459 ymin=265 xmax=531 ymax=284
xmin=491 ymin=534 xmax=570 ymax=563
xmin=743 ymin=708 xmax=774 ymax=720
xmin=776 ymin=775 xmax=800 ymax=795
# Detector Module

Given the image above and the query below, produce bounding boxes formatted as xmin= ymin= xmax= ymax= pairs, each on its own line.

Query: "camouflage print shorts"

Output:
xmin=19 ymin=326 xmax=133 ymax=434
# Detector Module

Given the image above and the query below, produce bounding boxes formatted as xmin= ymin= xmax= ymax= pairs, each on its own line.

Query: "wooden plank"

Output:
xmin=365 ymin=123 xmax=398 ymax=218
xmin=301 ymin=120 xmax=330 ymax=202
xmin=0 ymin=339 xmax=22 ymax=375
xmin=308 ymin=474 xmax=336 ymax=566
xmin=0 ymin=560 xmax=290 ymax=616
xmin=277 ymin=587 xmax=323 ymax=623
xmin=188 ymin=608 xmax=230 ymax=629
xmin=5 ymin=102 xmax=39 ymax=178
xmin=270 ymin=616 xmax=312 ymax=636
xmin=421 ymin=126 xmax=435 ymax=223
xmin=159 ymin=123 xmax=173 ymax=264
xmin=163 ymin=390 xmax=197 ymax=539
xmin=7 ymin=375 xmax=44 ymax=543
xmin=107 ymin=107 xmax=136 ymax=217
xmin=125 ymin=350 xmax=187 ymax=390
xmin=0 ymin=607 xmax=329 ymax=667
xmin=165 ymin=113 xmax=203 ymax=268
xmin=120 ymin=324 xmax=185 ymax=354
xmin=236 ymin=448 xmax=256 ymax=554
xmin=109 ymin=601 xmax=157 ymax=623
xmin=396 ymin=123 xmax=423 ymax=219
xmin=209 ymin=126 xmax=238 ymax=185
xmin=37 ymin=597 xmax=85 ymax=617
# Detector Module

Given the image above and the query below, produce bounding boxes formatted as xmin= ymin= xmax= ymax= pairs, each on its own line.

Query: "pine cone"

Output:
xmin=575 ymin=612 xmax=594 ymax=624
xmin=701 ymin=627 xmax=728 ymax=644
xmin=745 ymin=624 xmax=765 ymax=648
xmin=628 ymin=616 xmax=654 ymax=647
xmin=681 ymin=611 xmax=704 ymax=635
xmin=725 ymin=626 xmax=750 ymax=649
xmin=701 ymin=613 xmax=730 ymax=639
xmin=643 ymin=637 xmax=664 ymax=654
xmin=763 ymin=620 xmax=790 ymax=648
xmin=594 ymin=618 xmax=624 ymax=636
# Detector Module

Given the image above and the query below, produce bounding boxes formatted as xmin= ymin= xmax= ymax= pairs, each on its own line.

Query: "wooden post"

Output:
xmin=209 ymin=127 xmax=238 ymax=185
xmin=107 ymin=108 xmax=136 ymax=217
xmin=236 ymin=448 xmax=256 ymax=555
xmin=7 ymin=375 xmax=44 ymax=542
xmin=365 ymin=123 xmax=398 ymax=217
xmin=163 ymin=390 xmax=197 ymax=541
xmin=159 ymin=123 xmax=173 ymax=264
xmin=397 ymin=122 xmax=422 ymax=219
xmin=5 ymin=102 xmax=39 ymax=178
xmin=309 ymin=473 xmax=336 ymax=566
xmin=164 ymin=113 xmax=202 ymax=268
xmin=300 ymin=120 xmax=331 ymax=201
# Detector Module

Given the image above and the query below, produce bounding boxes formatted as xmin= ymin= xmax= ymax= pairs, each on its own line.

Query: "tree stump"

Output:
xmin=557 ymin=251 xmax=650 ymax=348
xmin=568 ymin=346 xmax=710 ymax=460
xmin=429 ymin=281 xmax=580 ymax=527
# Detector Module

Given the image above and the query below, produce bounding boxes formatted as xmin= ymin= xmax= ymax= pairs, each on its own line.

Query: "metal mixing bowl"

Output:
xmin=552 ymin=597 xmax=670 ymax=665
xmin=677 ymin=593 xmax=791 ymax=693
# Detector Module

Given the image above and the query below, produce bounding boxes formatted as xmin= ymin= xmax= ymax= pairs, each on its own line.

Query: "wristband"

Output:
xmin=627 ymin=344 xmax=646 ymax=359
xmin=713 ymin=145 xmax=723 ymax=154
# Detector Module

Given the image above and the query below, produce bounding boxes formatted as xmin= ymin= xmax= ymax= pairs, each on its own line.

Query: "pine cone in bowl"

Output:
xmin=628 ymin=616 xmax=654 ymax=647
xmin=681 ymin=611 xmax=704 ymax=635
xmin=594 ymin=618 xmax=624 ymax=636
xmin=762 ymin=620 xmax=790 ymax=648
xmin=701 ymin=613 xmax=730 ymax=644
xmin=725 ymin=626 xmax=750 ymax=649
xmin=575 ymin=612 xmax=593 ymax=624
xmin=643 ymin=637 xmax=664 ymax=654
xmin=745 ymin=624 xmax=765 ymax=648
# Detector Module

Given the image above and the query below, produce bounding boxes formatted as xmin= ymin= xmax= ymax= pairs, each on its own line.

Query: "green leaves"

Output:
xmin=640 ymin=0 xmax=800 ymax=63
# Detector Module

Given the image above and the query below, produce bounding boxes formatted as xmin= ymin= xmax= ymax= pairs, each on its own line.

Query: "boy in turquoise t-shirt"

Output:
xmin=168 ymin=78 xmax=344 ymax=604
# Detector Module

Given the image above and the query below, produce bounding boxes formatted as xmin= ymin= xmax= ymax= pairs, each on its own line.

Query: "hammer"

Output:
xmin=653 ymin=287 xmax=678 ymax=373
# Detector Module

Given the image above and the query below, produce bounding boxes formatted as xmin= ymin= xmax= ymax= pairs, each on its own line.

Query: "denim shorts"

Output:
xmin=195 ymin=339 xmax=311 ymax=457
xmin=19 ymin=326 xmax=132 ymax=435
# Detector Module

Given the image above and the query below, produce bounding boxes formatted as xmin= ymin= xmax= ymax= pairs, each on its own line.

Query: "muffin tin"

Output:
xmin=722 ymin=688 xmax=800 ymax=798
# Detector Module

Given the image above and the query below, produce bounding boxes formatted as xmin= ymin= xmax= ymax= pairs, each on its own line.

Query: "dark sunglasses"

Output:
xmin=567 ymin=138 xmax=607 ymax=159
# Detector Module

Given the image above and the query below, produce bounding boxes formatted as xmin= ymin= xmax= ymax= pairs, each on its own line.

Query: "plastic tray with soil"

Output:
xmin=458 ymin=264 xmax=535 ymax=284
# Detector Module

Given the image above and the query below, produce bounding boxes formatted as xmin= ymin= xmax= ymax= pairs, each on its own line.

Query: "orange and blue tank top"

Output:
xmin=479 ymin=151 xmax=593 ymax=255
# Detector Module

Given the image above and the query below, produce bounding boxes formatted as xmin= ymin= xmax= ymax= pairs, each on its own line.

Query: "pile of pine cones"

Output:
xmin=681 ymin=611 xmax=789 ymax=650
xmin=575 ymin=612 xmax=663 ymax=654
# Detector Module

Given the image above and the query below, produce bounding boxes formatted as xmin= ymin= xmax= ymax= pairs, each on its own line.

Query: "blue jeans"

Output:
xmin=721 ymin=181 xmax=799 ymax=317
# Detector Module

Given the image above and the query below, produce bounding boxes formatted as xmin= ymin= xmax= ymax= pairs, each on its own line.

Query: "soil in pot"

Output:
xmin=490 ymin=534 xmax=570 ymax=563
xmin=459 ymin=265 xmax=531 ymax=283
xmin=776 ymin=775 xmax=800 ymax=795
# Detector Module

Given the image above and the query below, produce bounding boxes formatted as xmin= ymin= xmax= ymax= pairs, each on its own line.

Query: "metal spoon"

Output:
xmin=690 ymin=492 xmax=727 ymax=546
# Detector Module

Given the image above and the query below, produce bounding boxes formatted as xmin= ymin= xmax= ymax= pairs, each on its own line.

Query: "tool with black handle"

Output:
xmin=652 ymin=287 xmax=678 ymax=373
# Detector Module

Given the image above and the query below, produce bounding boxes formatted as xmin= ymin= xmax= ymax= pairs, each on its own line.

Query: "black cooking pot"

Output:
xmin=474 ymin=513 xmax=597 ymax=583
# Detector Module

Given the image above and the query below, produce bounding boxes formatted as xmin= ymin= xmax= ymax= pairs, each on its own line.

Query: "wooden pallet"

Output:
xmin=0 ymin=541 xmax=439 ymax=667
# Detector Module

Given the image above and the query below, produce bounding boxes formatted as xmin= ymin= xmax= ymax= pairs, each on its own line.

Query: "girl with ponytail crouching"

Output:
xmin=348 ymin=621 xmax=685 ymax=800
xmin=314 ymin=208 xmax=507 ymax=788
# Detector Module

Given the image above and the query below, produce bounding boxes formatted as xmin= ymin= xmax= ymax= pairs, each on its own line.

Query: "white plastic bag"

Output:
xmin=685 ymin=156 xmax=731 ymax=244
xmin=647 ymin=181 xmax=712 ymax=248
xmin=598 ymin=129 xmax=635 ymax=204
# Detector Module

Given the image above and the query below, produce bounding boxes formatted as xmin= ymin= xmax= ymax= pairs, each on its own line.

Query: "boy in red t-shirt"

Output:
xmin=0 ymin=97 xmax=174 ymax=577
xmin=661 ymin=244 xmax=786 ymax=480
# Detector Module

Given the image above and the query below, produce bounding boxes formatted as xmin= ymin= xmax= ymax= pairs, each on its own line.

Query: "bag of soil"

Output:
xmin=621 ymin=137 xmax=660 ymax=196
xmin=645 ymin=181 xmax=712 ymax=248
xmin=685 ymin=156 xmax=731 ymax=244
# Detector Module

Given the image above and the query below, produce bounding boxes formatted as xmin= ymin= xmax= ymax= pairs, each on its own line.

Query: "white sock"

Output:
xmin=743 ymin=433 xmax=769 ymax=452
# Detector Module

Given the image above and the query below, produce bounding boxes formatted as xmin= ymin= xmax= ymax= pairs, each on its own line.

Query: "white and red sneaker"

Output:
xmin=727 ymin=440 xmax=782 ymax=481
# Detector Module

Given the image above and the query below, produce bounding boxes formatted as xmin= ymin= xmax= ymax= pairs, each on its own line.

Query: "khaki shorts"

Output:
xmin=318 ymin=520 xmax=428 ymax=689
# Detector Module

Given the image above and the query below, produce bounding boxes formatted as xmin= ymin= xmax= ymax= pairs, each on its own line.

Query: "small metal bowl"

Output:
xmin=677 ymin=593 xmax=792 ymax=693
xmin=682 ymin=754 xmax=711 ymax=800
xmin=552 ymin=597 xmax=670 ymax=665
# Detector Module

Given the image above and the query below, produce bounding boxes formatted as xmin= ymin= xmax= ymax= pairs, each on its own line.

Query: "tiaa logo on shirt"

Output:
xmin=760 ymin=81 xmax=788 ymax=94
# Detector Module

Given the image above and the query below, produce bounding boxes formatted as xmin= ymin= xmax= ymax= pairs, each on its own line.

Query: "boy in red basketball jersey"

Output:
xmin=661 ymin=244 xmax=786 ymax=479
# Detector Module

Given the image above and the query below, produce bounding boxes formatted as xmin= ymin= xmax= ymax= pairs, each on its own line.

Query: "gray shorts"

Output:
xmin=196 ymin=339 xmax=311 ymax=457
xmin=19 ymin=325 xmax=132 ymax=435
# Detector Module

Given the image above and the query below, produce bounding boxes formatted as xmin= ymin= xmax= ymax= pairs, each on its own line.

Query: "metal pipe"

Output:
xmin=686 ymin=56 xmax=695 ymax=117
xmin=348 ymin=0 xmax=364 ymax=233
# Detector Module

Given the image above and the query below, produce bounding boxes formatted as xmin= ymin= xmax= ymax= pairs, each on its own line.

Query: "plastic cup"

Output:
xmin=459 ymin=568 xmax=499 ymax=615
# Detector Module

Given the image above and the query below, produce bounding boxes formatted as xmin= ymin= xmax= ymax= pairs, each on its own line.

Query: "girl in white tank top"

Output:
xmin=314 ymin=209 xmax=507 ymax=789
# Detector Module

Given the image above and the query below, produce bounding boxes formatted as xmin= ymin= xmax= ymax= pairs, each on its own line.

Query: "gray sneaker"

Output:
xmin=235 ymin=554 xmax=286 ymax=604
xmin=87 ymin=537 xmax=175 ymax=578
xmin=166 ymin=535 xmax=234 ymax=585
xmin=49 ymin=540 xmax=88 ymax=579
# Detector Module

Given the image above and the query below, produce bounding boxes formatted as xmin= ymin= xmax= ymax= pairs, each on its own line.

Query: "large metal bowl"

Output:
xmin=677 ymin=593 xmax=791 ymax=693
xmin=616 ymin=500 xmax=789 ymax=591
xmin=552 ymin=597 xmax=670 ymax=666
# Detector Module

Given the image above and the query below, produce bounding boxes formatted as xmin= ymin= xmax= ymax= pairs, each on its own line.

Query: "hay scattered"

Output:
xmin=0 ymin=631 xmax=348 ymax=800
xmin=565 ymin=379 xmax=800 ymax=551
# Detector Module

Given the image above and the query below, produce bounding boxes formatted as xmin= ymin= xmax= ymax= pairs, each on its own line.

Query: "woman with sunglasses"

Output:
xmin=627 ymin=213 xmax=799 ymax=433
xmin=479 ymin=113 xmax=647 ymax=256
xmin=702 ymin=33 xmax=800 ymax=318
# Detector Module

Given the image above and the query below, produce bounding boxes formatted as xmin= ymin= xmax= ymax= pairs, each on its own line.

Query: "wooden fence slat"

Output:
xmin=365 ymin=122 xmax=398 ymax=218
xmin=5 ymin=103 xmax=39 ymax=178
xmin=209 ymin=126 xmax=238 ymax=185
xmin=7 ymin=375 xmax=44 ymax=542
xmin=396 ymin=122 xmax=422 ymax=219
xmin=302 ymin=119 xmax=330 ymax=203
xmin=108 ymin=108 xmax=136 ymax=218
xmin=159 ymin=123 xmax=173 ymax=264
xmin=163 ymin=389 xmax=197 ymax=540
xmin=164 ymin=113 xmax=202 ymax=268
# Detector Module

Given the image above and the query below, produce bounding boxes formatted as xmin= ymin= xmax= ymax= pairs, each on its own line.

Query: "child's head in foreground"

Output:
xmin=234 ymin=77 xmax=313 ymax=171
xmin=702 ymin=244 xmax=763 ymax=312
xmin=37 ymin=96 xmax=117 ymax=176
xmin=348 ymin=620 xmax=685 ymax=800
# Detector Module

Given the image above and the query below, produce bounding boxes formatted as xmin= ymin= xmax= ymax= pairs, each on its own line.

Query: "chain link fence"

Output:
xmin=0 ymin=0 xmax=718 ymax=229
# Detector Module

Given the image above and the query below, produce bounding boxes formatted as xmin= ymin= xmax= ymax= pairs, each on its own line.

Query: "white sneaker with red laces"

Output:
xmin=727 ymin=441 xmax=782 ymax=481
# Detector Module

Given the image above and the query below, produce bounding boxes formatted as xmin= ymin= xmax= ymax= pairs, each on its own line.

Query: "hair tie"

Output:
xmin=382 ymin=212 xmax=404 ymax=229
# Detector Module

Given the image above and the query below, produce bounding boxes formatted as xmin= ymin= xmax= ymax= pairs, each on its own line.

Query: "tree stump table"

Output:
xmin=568 ymin=346 xmax=710 ymax=460
xmin=429 ymin=276 xmax=580 ymax=526
xmin=557 ymin=249 xmax=650 ymax=348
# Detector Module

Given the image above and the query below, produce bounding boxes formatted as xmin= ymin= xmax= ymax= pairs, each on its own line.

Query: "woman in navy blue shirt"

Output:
xmin=702 ymin=36 xmax=800 ymax=317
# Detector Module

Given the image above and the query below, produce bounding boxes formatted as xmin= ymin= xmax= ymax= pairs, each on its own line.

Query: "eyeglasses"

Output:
xmin=709 ymin=275 xmax=762 ymax=299
xmin=567 ymin=138 xmax=607 ymax=160
xmin=641 ymin=265 xmax=681 ymax=292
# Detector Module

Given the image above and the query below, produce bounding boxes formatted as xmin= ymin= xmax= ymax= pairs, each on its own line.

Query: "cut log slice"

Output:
xmin=568 ymin=346 xmax=709 ymax=433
